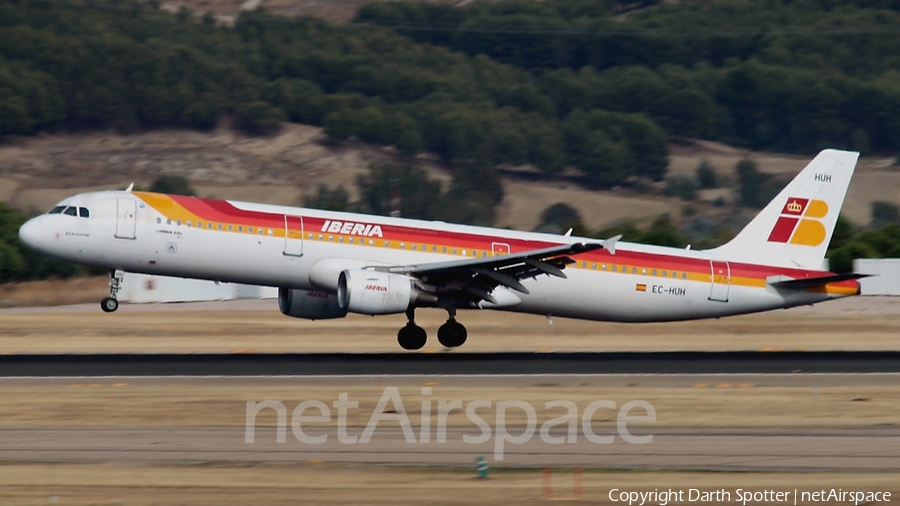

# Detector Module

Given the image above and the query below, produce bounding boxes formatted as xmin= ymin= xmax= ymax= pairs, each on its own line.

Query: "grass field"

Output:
xmin=1 ymin=289 xmax=898 ymax=353
xmin=1 ymin=378 xmax=898 ymax=428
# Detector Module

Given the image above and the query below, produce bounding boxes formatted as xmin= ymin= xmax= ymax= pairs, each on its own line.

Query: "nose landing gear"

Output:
xmin=397 ymin=308 xmax=427 ymax=350
xmin=101 ymin=270 xmax=124 ymax=313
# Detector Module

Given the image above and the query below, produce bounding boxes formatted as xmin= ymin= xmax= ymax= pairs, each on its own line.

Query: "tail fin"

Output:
xmin=709 ymin=149 xmax=858 ymax=269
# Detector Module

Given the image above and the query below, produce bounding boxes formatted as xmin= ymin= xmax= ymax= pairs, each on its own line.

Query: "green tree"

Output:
xmin=356 ymin=163 xmax=442 ymax=219
xmin=696 ymin=159 xmax=717 ymax=189
xmin=234 ymin=101 xmax=286 ymax=136
xmin=663 ymin=176 xmax=697 ymax=201
xmin=639 ymin=214 xmax=688 ymax=248
xmin=735 ymin=159 xmax=780 ymax=208
xmin=871 ymin=201 xmax=900 ymax=228
xmin=149 ymin=175 xmax=195 ymax=196
xmin=304 ymin=184 xmax=350 ymax=212
xmin=535 ymin=203 xmax=584 ymax=234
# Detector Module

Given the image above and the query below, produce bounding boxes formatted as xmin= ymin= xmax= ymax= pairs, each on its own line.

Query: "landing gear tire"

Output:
xmin=102 ymin=269 xmax=124 ymax=313
xmin=398 ymin=324 xmax=427 ymax=350
xmin=437 ymin=320 xmax=467 ymax=348
xmin=101 ymin=297 xmax=119 ymax=313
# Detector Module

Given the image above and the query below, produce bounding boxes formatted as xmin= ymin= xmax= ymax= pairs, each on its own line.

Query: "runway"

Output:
xmin=1 ymin=374 xmax=898 ymax=472
xmin=2 ymin=351 xmax=900 ymax=376
xmin=1 ymin=425 xmax=898 ymax=472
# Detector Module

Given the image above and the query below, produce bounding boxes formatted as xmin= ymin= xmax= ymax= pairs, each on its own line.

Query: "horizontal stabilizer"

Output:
xmin=768 ymin=273 xmax=870 ymax=289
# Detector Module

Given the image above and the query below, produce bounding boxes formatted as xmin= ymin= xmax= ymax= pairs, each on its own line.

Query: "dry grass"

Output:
xmin=0 ymin=277 xmax=109 ymax=308
xmin=1 ymin=381 xmax=898 ymax=428
xmin=1 ymin=295 xmax=899 ymax=353
xmin=0 ymin=463 xmax=897 ymax=505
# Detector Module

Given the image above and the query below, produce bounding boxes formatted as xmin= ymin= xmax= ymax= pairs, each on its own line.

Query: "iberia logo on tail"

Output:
xmin=767 ymin=197 xmax=829 ymax=246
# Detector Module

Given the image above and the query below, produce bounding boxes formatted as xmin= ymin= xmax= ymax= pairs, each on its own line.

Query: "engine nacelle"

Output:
xmin=337 ymin=269 xmax=435 ymax=315
xmin=278 ymin=287 xmax=348 ymax=320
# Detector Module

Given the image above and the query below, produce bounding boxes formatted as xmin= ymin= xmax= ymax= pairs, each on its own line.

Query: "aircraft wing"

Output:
xmin=379 ymin=240 xmax=612 ymax=306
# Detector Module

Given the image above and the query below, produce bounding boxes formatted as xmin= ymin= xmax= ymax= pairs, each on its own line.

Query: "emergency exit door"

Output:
xmin=708 ymin=260 xmax=731 ymax=302
xmin=283 ymin=215 xmax=304 ymax=256
xmin=115 ymin=199 xmax=136 ymax=240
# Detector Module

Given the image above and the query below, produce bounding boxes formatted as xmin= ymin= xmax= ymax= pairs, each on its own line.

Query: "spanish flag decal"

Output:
xmin=636 ymin=284 xmax=647 ymax=292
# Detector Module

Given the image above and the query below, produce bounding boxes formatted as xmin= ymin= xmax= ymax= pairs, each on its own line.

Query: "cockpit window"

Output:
xmin=79 ymin=207 xmax=90 ymax=218
xmin=48 ymin=206 xmax=65 ymax=214
xmin=63 ymin=207 xmax=77 ymax=217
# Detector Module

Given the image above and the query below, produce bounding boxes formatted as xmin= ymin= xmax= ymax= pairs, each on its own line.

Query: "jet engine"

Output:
xmin=278 ymin=287 xmax=348 ymax=320
xmin=337 ymin=269 xmax=436 ymax=315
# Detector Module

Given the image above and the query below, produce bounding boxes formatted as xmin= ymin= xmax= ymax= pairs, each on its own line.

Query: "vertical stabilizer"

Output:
xmin=708 ymin=149 xmax=858 ymax=269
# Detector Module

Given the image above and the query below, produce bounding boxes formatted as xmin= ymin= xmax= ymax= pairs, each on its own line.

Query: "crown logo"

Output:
xmin=786 ymin=201 xmax=802 ymax=213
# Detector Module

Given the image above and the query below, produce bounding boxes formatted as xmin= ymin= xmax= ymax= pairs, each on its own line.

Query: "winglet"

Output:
xmin=125 ymin=183 xmax=134 ymax=192
xmin=603 ymin=234 xmax=622 ymax=256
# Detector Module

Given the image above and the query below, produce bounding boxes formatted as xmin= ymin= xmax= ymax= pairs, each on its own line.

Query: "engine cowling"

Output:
xmin=337 ymin=269 xmax=435 ymax=315
xmin=278 ymin=287 xmax=348 ymax=320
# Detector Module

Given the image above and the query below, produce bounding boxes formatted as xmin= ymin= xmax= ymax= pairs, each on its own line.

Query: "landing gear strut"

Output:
xmin=101 ymin=269 xmax=123 ymax=313
xmin=437 ymin=308 xmax=467 ymax=348
xmin=397 ymin=307 xmax=427 ymax=350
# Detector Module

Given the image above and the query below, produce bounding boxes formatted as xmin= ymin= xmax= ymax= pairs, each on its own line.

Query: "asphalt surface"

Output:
xmin=2 ymin=425 xmax=898 ymax=471
xmin=2 ymin=351 xmax=900 ymax=376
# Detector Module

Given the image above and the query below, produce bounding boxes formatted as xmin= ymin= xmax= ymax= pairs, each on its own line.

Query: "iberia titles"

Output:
xmin=320 ymin=220 xmax=384 ymax=237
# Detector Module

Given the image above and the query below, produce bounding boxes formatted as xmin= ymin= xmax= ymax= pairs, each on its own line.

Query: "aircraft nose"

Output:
xmin=18 ymin=218 xmax=42 ymax=249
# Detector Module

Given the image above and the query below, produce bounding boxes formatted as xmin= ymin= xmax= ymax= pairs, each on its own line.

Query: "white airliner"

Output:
xmin=18 ymin=149 xmax=864 ymax=349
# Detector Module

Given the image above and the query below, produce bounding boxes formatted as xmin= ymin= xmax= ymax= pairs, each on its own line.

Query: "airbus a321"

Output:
xmin=18 ymin=149 xmax=865 ymax=350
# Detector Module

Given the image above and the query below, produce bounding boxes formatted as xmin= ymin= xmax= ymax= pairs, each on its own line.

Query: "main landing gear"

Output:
xmin=101 ymin=269 xmax=123 ymax=313
xmin=437 ymin=308 xmax=467 ymax=348
xmin=397 ymin=308 xmax=468 ymax=350
xmin=397 ymin=308 xmax=427 ymax=350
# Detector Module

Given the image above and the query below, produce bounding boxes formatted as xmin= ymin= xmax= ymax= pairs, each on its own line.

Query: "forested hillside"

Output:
xmin=358 ymin=0 xmax=900 ymax=154
xmin=0 ymin=0 xmax=666 ymax=188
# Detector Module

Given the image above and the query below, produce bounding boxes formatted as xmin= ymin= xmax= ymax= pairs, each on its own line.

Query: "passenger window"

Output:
xmin=49 ymin=206 xmax=65 ymax=215
xmin=79 ymin=208 xmax=90 ymax=218
xmin=63 ymin=207 xmax=77 ymax=216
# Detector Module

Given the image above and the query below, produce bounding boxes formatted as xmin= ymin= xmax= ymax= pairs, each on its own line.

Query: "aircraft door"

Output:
xmin=708 ymin=260 xmax=731 ymax=302
xmin=491 ymin=242 xmax=510 ymax=256
xmin=284 ymin=215 xmax=304 ymax=256
xmin=115 ymin=199 xmax=136 ymax=240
